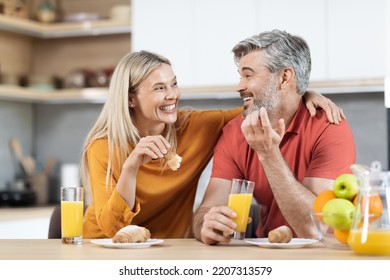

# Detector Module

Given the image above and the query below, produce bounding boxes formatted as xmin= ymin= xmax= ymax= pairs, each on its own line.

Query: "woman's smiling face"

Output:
xmin=130 ymin=63 xmax=180 ymax=134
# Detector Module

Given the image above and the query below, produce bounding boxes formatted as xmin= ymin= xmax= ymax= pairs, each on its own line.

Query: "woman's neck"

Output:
xmin=137 ymin=122 xmax=166 ymax=137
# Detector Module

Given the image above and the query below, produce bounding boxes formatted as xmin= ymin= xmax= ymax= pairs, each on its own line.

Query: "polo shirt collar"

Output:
xmin=285 ymin=99 xmax=305 ymax=135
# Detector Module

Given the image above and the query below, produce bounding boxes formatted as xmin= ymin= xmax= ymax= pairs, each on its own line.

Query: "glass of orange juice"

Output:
xmin=227 ymin=179 xmax=255 ymax=240
xmin=61 ymin=187 xmax=84 ymax=245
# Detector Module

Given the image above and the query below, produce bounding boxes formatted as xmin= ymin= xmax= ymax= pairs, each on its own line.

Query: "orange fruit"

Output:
xmin=334 ymin=228 xmax=350 ymax=244
xmin=313 ymin=190 xmax=337 ymax=213
xmin=353 ymin=194 xmax=383 ymax=222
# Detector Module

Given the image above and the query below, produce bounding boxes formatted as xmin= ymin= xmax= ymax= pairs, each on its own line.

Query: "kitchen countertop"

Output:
xmin=0 ymin=238 xmax=389 ymax=260
xmin=0 ymin=205 xmax=54 ymax=222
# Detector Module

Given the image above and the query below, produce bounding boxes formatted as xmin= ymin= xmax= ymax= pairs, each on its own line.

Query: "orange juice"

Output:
xmin=61 ymin=201 xmax=84 ymax=237
xmin=228 ymin=193 xmax=253 ymax=232
xmin=348 ymin=229 xmax=390 ymax=255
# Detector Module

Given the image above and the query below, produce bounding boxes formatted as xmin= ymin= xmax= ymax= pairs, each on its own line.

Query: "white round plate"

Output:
xmin=245 ymin=238 xmax=319 ymax=249
xmin=90 ymin=238 xmax=164 ymax=249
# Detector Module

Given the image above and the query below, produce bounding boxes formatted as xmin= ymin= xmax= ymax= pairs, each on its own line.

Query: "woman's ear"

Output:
xmin=128 ymin=93 xmax=135 ymax=108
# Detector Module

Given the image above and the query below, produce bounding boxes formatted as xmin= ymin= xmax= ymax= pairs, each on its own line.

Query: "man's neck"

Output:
xmin=268 ymin=94 xmax=301 ymax=129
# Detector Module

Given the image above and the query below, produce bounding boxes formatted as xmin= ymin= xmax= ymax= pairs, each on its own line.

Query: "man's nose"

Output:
xmin=236 ymin=78 xmax=246 ymax=93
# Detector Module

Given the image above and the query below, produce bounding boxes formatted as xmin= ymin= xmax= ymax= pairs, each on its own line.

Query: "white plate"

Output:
xmin=245 ymin=238 xmax=319 ymax=249
xmin=90 ymin=238 xmax=164 ymax=249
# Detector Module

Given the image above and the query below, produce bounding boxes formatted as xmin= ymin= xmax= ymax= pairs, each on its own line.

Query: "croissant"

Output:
xmin=268 ymin=225 xmax=293 ymax=243
xmin=112 ymin=225 xmax=151 ymax=243
xmin=164 ymin=149 xmax=182 ymax=171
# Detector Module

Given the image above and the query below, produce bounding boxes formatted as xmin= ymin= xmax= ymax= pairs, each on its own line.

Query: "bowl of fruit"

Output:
xmin=310 ymin=211 xmax=351 ymax=250
xmin=310 ymin=173 xmax=358 ymax=250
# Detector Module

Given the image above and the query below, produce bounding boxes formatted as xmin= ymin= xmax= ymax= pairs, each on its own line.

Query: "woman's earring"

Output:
xmin=130 ymin=103 xmax=135 ymax=108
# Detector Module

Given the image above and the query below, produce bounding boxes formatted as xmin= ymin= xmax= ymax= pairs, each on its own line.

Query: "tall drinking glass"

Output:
xmin=61 ymin=187 xmax=84 ymax=245
xmin=228 ymin=179 xmax=255 ymax=240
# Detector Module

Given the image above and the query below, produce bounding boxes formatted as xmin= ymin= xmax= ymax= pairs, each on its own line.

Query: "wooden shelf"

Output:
xmin=0 ymin=78 xmax=384 ymax=104
xmin=0 ymin=86 xmax=108 ymax=104
xmin=0 ymin=14 xmax=131 ymax=38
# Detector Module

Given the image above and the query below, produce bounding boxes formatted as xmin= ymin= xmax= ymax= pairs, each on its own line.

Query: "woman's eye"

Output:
xmin=154 ymin=86 xmax=164 ymax=91
xmin=172 ymin=81 xmax=178 ymax=87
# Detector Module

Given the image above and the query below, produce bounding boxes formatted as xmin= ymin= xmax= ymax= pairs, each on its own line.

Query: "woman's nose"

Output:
xmin=166 ymin=87 xmax=180 ymax=99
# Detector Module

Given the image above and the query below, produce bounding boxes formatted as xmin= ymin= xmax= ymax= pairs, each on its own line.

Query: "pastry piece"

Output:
xmin=268 ymin=225 xmax=293 ymax=243
xmin=112 ymin=225 xmax=151 ymax=243
xmin=164 ymin=149 xmax=182 ymax=171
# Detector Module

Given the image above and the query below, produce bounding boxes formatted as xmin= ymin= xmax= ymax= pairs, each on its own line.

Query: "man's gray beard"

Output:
xmin=243 ymin=75 xmax=280 ymax=117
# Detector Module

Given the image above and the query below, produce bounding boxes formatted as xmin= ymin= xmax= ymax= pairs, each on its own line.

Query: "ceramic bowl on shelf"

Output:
xmin=310 ymin=212 xmax=351 ymax=250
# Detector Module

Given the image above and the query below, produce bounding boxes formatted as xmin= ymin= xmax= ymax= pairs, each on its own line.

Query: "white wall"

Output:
xmin=386 ymin=0 xmax=390 ymax=108
xmin=132 ymin=0 xmax=386 ymax=87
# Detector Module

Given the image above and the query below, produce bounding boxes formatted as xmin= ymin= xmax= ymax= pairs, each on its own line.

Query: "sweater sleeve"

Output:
xmin=87 ymin=139 xmax=141 ymax=237
xmin=222 ymin=107 xmax=242 ymax=124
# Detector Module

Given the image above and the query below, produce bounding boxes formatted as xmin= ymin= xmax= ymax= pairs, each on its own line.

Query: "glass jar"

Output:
xmin=348 ymin=162 xmax=390 ymax=255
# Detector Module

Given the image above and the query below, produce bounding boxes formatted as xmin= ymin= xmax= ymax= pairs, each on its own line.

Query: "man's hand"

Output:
xmin=241 ymin=107 xmax=285 ymax=161
xmin=199 ymin=206 xmax=237 ymax=245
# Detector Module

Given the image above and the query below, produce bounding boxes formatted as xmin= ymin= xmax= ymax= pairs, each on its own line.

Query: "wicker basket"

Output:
xmin=0 ymin=0 xmax=31 ymax=19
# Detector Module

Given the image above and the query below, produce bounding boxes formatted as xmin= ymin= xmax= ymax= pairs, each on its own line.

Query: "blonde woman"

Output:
xmin=81 ymin=50 xmax=344 ymax=239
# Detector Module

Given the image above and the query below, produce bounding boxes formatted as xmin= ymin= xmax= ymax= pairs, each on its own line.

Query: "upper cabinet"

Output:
xmin=327 ymin=0 xmax=386 ymax=80
xmin=132 ymin=0 xmax=386 ymax=89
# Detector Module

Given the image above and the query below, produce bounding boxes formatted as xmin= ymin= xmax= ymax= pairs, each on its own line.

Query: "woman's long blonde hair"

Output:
xmin=80 ymin=50 xmax=179 ymax=192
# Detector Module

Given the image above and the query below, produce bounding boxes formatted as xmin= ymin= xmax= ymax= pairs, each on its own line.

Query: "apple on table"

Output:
xmin=322 ymin=198 xmax=355 ymax=229
xmin=333 ymin=174 xmax=358 ymax=201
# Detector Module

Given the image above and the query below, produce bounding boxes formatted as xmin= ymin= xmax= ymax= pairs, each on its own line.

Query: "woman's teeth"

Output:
xmin=160 ymin=104 xmax=175 ymax=111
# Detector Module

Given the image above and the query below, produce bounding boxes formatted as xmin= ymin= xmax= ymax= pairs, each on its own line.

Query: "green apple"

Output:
xmin=322 ymin=198 xmax=355 ymax=229
xmin=333 ymin=174 xmax=358 ymax=201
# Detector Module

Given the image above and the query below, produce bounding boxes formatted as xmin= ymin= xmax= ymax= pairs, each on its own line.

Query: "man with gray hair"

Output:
xmin=192 ymin=29 xmax=356 ymax=244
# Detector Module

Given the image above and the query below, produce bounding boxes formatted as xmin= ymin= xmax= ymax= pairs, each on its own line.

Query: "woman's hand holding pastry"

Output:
xmin=123 ymin=135 xmax=171 ymax=171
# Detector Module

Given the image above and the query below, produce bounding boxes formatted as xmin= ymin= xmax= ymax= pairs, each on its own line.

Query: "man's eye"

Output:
xmin=172 ymin=81 xmax=178 ymax=87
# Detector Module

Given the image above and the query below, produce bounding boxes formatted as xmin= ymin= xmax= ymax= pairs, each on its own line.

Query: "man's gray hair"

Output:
xmin=232 ymin=29 xmax=311 ymax=95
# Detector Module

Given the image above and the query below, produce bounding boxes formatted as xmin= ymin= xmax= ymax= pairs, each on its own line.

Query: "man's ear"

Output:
xmin=280 ymin=67 xmax=294 ymax=89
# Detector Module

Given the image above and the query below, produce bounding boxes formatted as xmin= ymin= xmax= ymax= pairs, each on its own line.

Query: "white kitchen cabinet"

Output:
xmin=327 ymin=0 xmax=385 ymax=80
xmin=190 ymin=0 xmax=258 ymax=86
xmin=256 ymin=0 xmax=327 ymax=81
xmin=132 ymin=0 xmax=257 ymax=87
xmin=133 ymin=0 xmax=386 ymax=86
xmin=132 ymin=0 xmax=193 ymax=86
